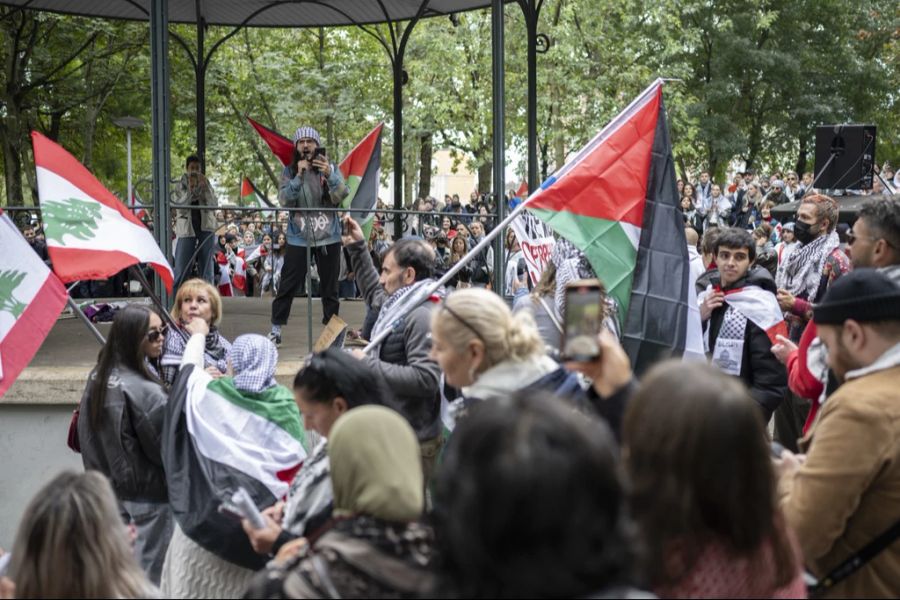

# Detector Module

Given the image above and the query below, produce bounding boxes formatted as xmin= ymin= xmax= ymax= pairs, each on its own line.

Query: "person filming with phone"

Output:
xmin=269 ymin=126 xmax=349 ymax=346
xmin=173 ymin=154 xmax=218 ymax=286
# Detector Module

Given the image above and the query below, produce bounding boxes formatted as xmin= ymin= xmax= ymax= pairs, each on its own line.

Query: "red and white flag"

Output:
xmin=720 ymin=285 xmax=788 ymax=344
xmin=31 ymin=131 xmax=174 ymax=292
xmin=0 ymin=210 xmax=68 ymax=398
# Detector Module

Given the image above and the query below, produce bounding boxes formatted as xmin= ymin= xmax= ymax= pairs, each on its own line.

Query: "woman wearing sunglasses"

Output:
xmin=76 ymin=304 xmax=174 ymax=586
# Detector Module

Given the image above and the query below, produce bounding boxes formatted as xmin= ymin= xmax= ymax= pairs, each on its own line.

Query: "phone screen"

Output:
xmin=314 ymin=147 xmax=327 ymax=159
xmin=561 ymin=280 xmax=603 ymax=361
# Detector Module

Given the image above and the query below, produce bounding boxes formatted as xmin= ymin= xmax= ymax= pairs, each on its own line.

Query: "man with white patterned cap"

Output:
xmin=269 ymin=126 xmax=349 ymax=345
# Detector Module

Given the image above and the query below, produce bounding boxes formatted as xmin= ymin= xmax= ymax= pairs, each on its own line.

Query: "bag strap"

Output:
xmin=811 ymin=518 xmax=900 ymax=595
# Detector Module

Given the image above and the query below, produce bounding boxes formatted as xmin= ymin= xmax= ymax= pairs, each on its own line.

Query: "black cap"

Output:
xmin=813 ymin=269 xmax=900 ymax=325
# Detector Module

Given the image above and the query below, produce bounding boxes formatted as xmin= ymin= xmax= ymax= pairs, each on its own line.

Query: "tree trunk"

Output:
xmin=1 ymin=104 xmax=25 ymax=206
xmin=477 ymin=159 xmax=492 ymax=194
xmin=417 ymin=132 xmax=433 ymax=199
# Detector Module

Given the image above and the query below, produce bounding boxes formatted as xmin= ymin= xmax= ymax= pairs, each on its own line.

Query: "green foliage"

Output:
xmin=0 ymin=0 xmax=897 ymax=208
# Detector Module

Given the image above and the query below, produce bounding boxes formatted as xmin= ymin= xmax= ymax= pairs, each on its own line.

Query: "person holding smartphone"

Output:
xmin=173 ymin=154 xmax=218 ymax=286
xmin=269 ymin=126 xmax=349 ymax=345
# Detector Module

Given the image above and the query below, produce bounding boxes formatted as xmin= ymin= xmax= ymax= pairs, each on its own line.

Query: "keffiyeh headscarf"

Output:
xmin=551 ymin=238 xmax=595 ymax=315
xmin=228 ymin=334 xmax=278 ymax=393
xmin=776 ymin=230 xmax=840 ymax=300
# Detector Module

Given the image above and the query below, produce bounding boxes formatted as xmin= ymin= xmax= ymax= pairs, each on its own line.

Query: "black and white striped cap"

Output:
xmin=292 ymin=126 xmax=321 ymax=145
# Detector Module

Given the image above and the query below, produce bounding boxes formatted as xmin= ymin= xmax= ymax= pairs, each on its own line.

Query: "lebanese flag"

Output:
xmin=31 ymin=132 xmax=174 ymax=292
xmin=249 ymin=119 xmax=384 ymax=238
xmin=162 ymin=363 xmax=307 ymax=569
xmin=0 ymin=210 xmax=68 ymax=398
xmin=525 ymin=80 xmax=704 ymax=373
xmin=216 ymin=254 xmax=234 ymax=297
xmin=232 ymin=249 xmax=247 ymax=294
xmin=717 ymin=284 xmax=788 ymax=344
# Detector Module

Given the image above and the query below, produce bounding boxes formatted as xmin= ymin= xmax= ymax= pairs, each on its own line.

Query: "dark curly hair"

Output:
xmin=432 ymin=389 xmax=639 ymax=598
xmin=293 ymin=348 xmax=386 ymax=408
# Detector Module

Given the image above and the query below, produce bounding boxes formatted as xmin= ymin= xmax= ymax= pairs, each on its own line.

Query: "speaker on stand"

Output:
xmin=814 ymin=124 xmax=876 ymax=191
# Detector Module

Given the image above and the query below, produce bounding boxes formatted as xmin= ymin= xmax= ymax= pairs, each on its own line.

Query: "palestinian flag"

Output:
xmin=249 ymin=118 xmax=384 ymax=237
xmin=240 ymin=176 xmax=276 ymax=212
xmin=706 ymin=284 xmax=788 ymax=344
xmin=31 ymin=131 xmax=174 ymax=292
xmin=247 ymin=117 xmax=294 ymax=167
xmin=0 ymin=210 xmax=68 ymax=398
xmin=339 ymin=123 xmax=383 ymax=238
xmin=524 ymin=80 xmax=704 ymax=373
xmin=162 ymin=364 xmax=307 ymax=569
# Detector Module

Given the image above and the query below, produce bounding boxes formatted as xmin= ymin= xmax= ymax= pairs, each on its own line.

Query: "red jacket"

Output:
xmin=785 ymin=321 xmax=824 ymax=434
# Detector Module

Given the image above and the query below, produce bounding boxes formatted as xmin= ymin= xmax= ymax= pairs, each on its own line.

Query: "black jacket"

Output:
xmin=78 ymin=365 xmax=168 ymax=502
xmin=347 ymin=241 xmax=442 ymax=441
xmin=704 ymin=266 xmax=787 ymax=420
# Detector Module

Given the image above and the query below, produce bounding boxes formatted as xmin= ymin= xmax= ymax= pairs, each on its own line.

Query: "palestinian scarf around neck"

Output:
xmin=776 ymin=230 xmax=839 ymax=300
xmin=371 ymin=278 xmax=435 ymax=339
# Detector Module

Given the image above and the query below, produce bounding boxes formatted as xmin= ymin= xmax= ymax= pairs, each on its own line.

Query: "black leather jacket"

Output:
xmin=78 ymin=365 xmax=168 ymax=503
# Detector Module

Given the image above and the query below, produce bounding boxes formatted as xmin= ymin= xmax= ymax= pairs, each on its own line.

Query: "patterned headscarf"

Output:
xmin=292 ymin=126 xmax=321 ymax=145
xmin=228 ymin=334 xmax=278 ymax=393
xmin=551 ymin=237 xmax=595 ymax=315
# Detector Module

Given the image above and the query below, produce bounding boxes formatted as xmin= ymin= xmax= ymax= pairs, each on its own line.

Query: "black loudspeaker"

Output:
xmin=815 ymin=124 xmax=876 ymax=190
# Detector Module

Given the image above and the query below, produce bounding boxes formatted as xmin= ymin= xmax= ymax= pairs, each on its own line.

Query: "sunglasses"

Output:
xmin=441 ymin=300 xmax=487 ymax=345
xmin=846 ymin=230 xmax=891 ymax=247
xmin=147 ymin=325 xmax=169 ymax=343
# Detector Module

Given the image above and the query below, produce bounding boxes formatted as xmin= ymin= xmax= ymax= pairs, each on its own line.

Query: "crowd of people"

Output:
xmin=6 ymin=151 xmax=900 ymax=598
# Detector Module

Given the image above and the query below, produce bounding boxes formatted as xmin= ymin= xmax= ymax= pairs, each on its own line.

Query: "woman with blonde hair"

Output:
xmin=7 ymin=471 xmax=155 ymax=599
xmin=431 ymin=288 xmax=583 ymax=426
xmin=159 ymin=277 xmax=231 ymax=386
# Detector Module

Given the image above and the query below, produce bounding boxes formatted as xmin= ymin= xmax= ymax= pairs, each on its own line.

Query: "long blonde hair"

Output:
xmin=432 ymin=288 xmax=544 ymax=372
xmin=9 ymin=471 xmax=152 ymax=599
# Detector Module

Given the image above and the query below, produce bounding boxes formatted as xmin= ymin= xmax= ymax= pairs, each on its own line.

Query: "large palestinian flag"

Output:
xmin=31 ymin=131 xmax=174 ymax=292
xmin=0 ymin=210 xmax=68 ymax=398
xmin=162 ymin=364 xmax=307 ymax=569
xmin=248 ymin=118 xmax=384 ymax=237
xmin=524 ymin=80 xmax=703 ymax=373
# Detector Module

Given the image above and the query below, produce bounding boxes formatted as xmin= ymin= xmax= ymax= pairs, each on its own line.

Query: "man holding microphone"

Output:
xmin=269 ymin=126 xmax=349 ymax=345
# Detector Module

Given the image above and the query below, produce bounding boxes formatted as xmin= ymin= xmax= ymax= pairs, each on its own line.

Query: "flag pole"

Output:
xmin=362 ymin=198 xmax=532 ymax=353
xmin=66 ymin=296 xmax=106 ymax=345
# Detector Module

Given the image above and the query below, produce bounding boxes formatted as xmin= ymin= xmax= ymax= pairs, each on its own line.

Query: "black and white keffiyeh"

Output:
xmin=371 ymin=278 xmax=436 ymax=339
xmin=228 ymin=334 xmax=278 ymax=393
xmin=776 ymin=230 xmax=839 ymax=300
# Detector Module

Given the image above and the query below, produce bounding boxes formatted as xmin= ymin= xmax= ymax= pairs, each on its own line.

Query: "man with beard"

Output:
xmin=774 ymin=194 xmax=851 ymax=446
xmin=777 ymin=269 xmax=900 ymax=598
xmin=341 ymin=215 xmax=443 ymax=483
xmin=269 ymin=126 xmax=349 ymax=345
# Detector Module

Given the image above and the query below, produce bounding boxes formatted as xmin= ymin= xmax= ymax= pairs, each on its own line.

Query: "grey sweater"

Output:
xmin=346 ymin=241 xmax=441 ymax=441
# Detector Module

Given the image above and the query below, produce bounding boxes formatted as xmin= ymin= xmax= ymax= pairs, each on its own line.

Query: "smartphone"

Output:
xmin=561 ymin=279 xmax=603 ymax=361
xmin=342 ymin=217 xmax=350 ymax=237
xmin=314 ymin=147 xmax=327 ymax=159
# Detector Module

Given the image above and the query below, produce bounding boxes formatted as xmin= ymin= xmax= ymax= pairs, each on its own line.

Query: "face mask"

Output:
xmin=794 ymin=220 xmax=817 ymax=245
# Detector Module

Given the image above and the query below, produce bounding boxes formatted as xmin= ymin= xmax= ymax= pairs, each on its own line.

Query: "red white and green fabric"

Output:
xmin=338 ymin=123 xmax=383 ymax=238
xmin=31 ymin=131 xmax=174 ymax=292
xmin=710 ymin=285 xmax=789 ymax=345
xmin=525 ymin=80 xmax=704 ymax=373
xmin=0 ymin=210 xmax=68 ymax=398
xmin=240 ymin=176 xmax=275 ymax=214
xmin=162 ymin=364 xmax=307 ymax=569
xmin=248 ymin=118 xmax=383 ymax=237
